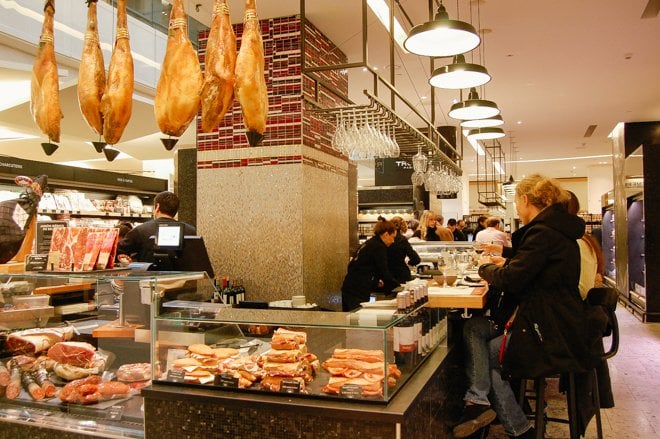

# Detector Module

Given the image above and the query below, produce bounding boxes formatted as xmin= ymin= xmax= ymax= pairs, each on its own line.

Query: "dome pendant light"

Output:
xmin=448 ymin=87 xmax=500 ymax=120
xmin=467 ymin=127 xmax=505 ymax=140
xmin=460 ymin=114 xmax=504 ymax=128
xmin=429 ymin=54 xmax=491 ymax=89
xmin=403 ymin=2 xmax=480 ymax=57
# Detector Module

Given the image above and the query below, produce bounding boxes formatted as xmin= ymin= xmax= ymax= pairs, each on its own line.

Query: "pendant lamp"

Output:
xmin=448 ymin=87 xmax=500 ymax=120
xmin=403 ymin=3 xmax=480 ymax=57
xmin=460 ymin=114 xmax=504 ymax=128
xmin=467 ymin=127 xmax=505 ymax=140
xmin=429 ymin=54 xmax=491 ymax=89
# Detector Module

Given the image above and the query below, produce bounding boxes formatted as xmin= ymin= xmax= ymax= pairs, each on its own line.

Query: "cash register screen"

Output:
xmin=156 ymin=222 xmax=185 ymax=250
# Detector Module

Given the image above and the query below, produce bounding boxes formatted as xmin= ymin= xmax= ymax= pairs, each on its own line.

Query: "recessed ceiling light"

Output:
xmin=517 ymin=121 xmax=523 ymax=125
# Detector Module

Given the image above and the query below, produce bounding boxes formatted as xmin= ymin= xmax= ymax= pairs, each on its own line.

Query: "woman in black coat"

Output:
xmin=387 ymin=217 xmax=421 ymax=283
xmin=341 ymin=220 xmax=400 ymax=311
xmin=472 ymin=175 xmax=601 ymax=437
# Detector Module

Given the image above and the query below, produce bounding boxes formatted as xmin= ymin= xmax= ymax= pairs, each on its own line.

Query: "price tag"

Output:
xmin=339 ymin=383 xmax=363 ymax=399
xmin=166 ymin=369 xmax=186 ymax=383
xmin=25 ymin=254 xmax=49 ymax=272
xmin=279 ymin=379 xmax=301 ymax=394
xmin=106 ymin=405 xmax=124 ymax=420
xmin=214 ymin=373 xmax=239 ymax=388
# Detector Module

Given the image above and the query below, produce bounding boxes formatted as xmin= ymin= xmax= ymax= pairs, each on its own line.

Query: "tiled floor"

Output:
xmin=484 ymin=306 xmax=660 ymax=438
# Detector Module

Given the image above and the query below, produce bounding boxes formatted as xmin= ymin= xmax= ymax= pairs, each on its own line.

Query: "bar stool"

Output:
xmin=517 ymin=287 xmax=619 ymax=439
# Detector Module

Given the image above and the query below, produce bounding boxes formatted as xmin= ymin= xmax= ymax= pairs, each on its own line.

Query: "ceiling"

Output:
xmin=0 ymin=0 xmax=659 ymax=181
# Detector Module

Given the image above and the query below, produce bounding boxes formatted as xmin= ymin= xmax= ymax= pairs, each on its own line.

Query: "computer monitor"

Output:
xmin=156 ymin=222 xmax=185 ymax=250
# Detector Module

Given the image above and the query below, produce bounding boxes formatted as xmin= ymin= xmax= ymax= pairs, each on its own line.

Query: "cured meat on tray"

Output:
xmin=6 ymin=327 xmax=74 ymax=355
xmin=321 ymin=349 xmax=401 ymax=397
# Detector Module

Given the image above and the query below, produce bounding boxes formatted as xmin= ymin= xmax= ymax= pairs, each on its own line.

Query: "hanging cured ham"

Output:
xmin=101 ymin=0 xmax=133 ymax=145
xmin=235 ymin=0 xmax=268 ymax=146
xmin=200 ymin=0 xmax=236 ymax=133
xmin=78 ymin=0 xmax=105 ymax=136
xmin=154 ymin=0 xmax=203 ymax=138
xmin=30 ymin=0 xmax=62 ymax=145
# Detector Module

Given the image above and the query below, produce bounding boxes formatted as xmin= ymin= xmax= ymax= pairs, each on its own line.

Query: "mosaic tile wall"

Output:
xmin=195 ymin=16 xmax=350 ymax=306
xmin=197 ymin=15 xmax=347 ymax=152
xmin=197 ymin=145 xmax=349 ymax=305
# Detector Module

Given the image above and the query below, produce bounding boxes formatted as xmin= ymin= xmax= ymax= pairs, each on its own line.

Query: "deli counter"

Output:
xmin=0 ymin=270 xmax=475 ymax=438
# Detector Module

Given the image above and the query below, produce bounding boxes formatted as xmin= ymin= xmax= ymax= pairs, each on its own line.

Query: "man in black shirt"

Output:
xmin=116 ymin=191 xmax=196 ymax=263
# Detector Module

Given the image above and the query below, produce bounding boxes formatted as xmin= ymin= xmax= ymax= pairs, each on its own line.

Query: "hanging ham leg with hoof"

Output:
xmin=30 ymin=0 xmax=62 ymax=149
xmin=235 ymin=0 xmax=268 ymax=146
xmin=155 ymin=0 xmax=203 ymax=148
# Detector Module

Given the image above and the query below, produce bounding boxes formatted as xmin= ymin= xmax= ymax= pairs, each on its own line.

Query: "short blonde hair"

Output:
xmin=515 ymin=174 xmax=569 ymax=209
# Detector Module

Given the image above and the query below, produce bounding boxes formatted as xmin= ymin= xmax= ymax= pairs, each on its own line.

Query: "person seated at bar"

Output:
xmin=341 ymin=219 xmax=400 ymax=311
xmin=475 ymin=216 xmax=510 ymax=248
xmin=447 ymin=218 xmax=466 ymax=241
xmin=387 ymin=216 xmax=421 ymax=283
xmin=435 ymin=214 xmax=455 ymax=241
xmin=419 ymin=210 xmax=440 ymax=241
xmin=453 ymin=174 xmax=597 ymax=438
xmin=472 ymin=215 xmax=488 ymax=241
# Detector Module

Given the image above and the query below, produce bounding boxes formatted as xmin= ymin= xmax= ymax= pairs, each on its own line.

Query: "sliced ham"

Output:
xmin=47 ymin=341 xmax=96 ymax=367
xmin=78 ymin=0 xmax=105 ymax=136
xmin=200 ymin=0 xmax=236 ymax=133
xmin=30 ymin=0 xmax=62 ymax=144
xmin=154 ymin=0 xmax=202 ymax=137
xmin=101 ymin=0 xmax=133 ymax=145
xmin=332 ymin=348 xmax=385 ymax=363
xmin=235 ymin=0 xmax=268 ymax=146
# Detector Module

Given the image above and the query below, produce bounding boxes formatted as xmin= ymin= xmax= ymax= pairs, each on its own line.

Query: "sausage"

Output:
xmin=34 ymin=365 xmax=56 ymax=397
xmin=98 ymin=381 xmax=130 ymax=397
xmin=0 ymin=360 xmax=10 ymax=387
xmin=21 ymin=370 xmax=45 ymax=401
xmin=6 ymin=361 xmax=21 ymax=400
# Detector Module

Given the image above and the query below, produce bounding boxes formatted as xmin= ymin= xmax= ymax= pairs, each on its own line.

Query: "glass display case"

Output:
xmin=151 ymin=288 xmax=447 ymax=403
xmin=0 ymin=270 xmax=218 ymax=438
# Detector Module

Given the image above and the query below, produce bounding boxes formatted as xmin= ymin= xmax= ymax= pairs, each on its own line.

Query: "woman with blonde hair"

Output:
xmin=419 ymin=210 xmax=440 ymax=241
xmin=454 ymin=174 xmax=600 ymax=438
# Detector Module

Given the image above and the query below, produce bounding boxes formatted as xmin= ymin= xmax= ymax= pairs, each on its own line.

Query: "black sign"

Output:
xmin=374 ymin=158 xmax=414 ymax=186
xmin=339 ymin=383 xmax=363 ymax=399
xmin=35 ymin=221 xmax=68 ymax=254
xmin=214 ymin=373 xmax=239 ymax=388
xmin=25 ymin=254 xmax=49 ymax=272
xmin=166 ymin=369 xmax=186 ymax=383
xmin=279 ymin=379 xmax=302 ymax=394
xmin=0 ymin=156 xmax=167 ymax=193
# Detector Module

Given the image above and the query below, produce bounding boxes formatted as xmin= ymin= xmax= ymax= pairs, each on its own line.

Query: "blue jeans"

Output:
xmin=463 ymin=317 xmax=530 ymax=436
